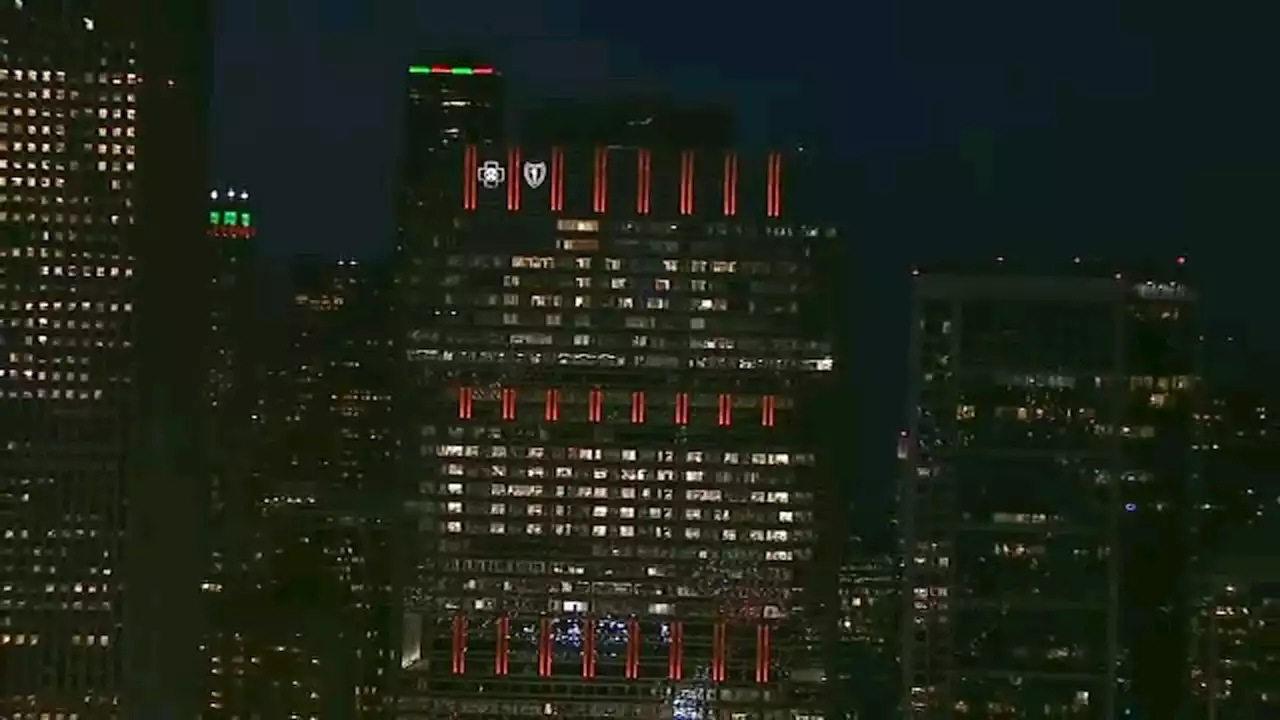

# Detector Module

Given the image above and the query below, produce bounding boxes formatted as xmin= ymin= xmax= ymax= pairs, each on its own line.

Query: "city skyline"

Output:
xmin=212 ymin=0 xmax=1280 ymax=332
xmin=5 ymin=2 xmax=1280 ymax=718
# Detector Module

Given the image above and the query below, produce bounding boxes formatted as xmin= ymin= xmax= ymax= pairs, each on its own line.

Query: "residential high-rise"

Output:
xmin=392 ymin=142 xmax=843 ymax=719
xmin=0 ymin=2 xmax=212 ymax=716
xmin=900 ymin=259 xmax=1200 ymax=718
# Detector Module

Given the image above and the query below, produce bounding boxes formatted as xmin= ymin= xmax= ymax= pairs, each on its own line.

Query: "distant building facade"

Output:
xmin=900 ymin=259 xmax=1201 ymax=718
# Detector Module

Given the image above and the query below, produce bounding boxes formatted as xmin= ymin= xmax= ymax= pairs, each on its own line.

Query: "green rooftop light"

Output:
xmin=408 ymin=65 xmax=496 ymax=76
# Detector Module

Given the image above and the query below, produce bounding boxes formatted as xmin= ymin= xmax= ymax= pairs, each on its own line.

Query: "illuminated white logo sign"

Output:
xmin=477 ymin=160 xmax=506 ymax=189
xmin=523 ymin=161 xmax=547 ymax=189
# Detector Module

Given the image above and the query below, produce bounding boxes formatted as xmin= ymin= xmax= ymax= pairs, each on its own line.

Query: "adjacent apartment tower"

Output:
xmin=393 ymin=76 xmax=844 ymax=719
xmin=0 ymin=2 xmax=212 ymax=717
xmin=900 ymin=259 xmax=1200 ymax=719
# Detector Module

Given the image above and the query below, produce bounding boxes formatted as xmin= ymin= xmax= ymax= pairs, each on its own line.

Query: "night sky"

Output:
xmin=211 ymin=0 xmax=1279 ymax=530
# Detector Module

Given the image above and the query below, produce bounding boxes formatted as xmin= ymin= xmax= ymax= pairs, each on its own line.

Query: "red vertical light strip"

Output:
xmin=592 ymin=147 xmax=609 ymax=214
xmin=501 ymin=388 xmax=517 ymax=421
xmin=625 ymin=617 xmax=640 ymax=679
xmin=679 ymin=150 xmax=694 ymax=215
xmin=636 ymin=149 xmax=652 ymax=215
xmin=458 ymin=386 xmax=474 ymax=420
xmin=723 ymin=152 xmax=739 ymax=216
xmin=544 ymin=388 xmax=560 ymax=422
xmin=762 ymin=395 xmax=776 ymax=427
xmin=496 ymin=615 xmax=510 ymax=676
xmin=675 ymin=392 xmax=690 ymax=426
xmin=712 ymin=619 xmax=727 ymax=683
xmin=766 ymin=152 xmax=783 ymax=218
xmin=582 ymin=617 xmax=597 ymax=679
xmin=756 ymin=624 xmax=772 ymax=683
xmin=667 ymin=620 xmax=684 ymax=680
xmin=451 ymin=614 xmax=468 ymax=675
xmin=538 ymin=616 xmax=553 ymax=677
xmin=550 ymin=147 xmax=565 ymax=212
xmin=506 ymin=146 xmax=522 ymax=211
xmin=631 ymin=391 xmax=647 ymax=424
xmin=588 ymin=388 xmax=603 ymax=423
xmin=463 ymin=145 xmax=478 ymax=211
xmin=718 ymin=393 xmax=733 ymax=427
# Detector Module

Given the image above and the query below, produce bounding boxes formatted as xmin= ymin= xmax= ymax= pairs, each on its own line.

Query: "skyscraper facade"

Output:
xmin=899 ymin=259 xmax=1200 ymax=719
xmin=393 ymin=142 xmax=843 ymax=719
xmin=0 ymin=2 xmax=212 ymax=716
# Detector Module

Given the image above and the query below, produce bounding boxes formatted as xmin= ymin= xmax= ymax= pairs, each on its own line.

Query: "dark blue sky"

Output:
xmin=212 ymin=0 xmax=1277 ymax=265
xmin=211 ymin=0 xmax=1278 ymax=526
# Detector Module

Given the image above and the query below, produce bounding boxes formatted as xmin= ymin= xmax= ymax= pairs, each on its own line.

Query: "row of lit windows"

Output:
xmin=507 ymin=332 xmax=776 ymax=348
xmin=0 ymin=124 xmax=135 ymax=143
xmin=442 ymin=521 xmax=796 ymax=542
xmin=446 ymin=500 xmax=798 ymax=521
xmin=438 ymin=445 xmax=802 ymax=465
xmin=474 ymin=291 xmax=793 ymax=309
xmin=441 ymin=465 xmax=798 ymax=487
xmin=509 ymin=257 xmax=747 ymax=273
xmin=408 ymin=348 xmax=834 ymax=372
xmin=492 ymin=291 xmax=736 ymax=309
xmin=1 ymin=69 xmax=140 ymax=84
xmin=0 ymin=369 xmax=90 ymax=381
xmin=442 ymin=483 xmax=796 ymax=505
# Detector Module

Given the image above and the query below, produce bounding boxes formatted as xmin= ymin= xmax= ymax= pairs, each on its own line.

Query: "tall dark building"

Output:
xmin=1198 ymin=338 xmax=1280 ymax=546
xmin=520 ymin=98 xmax=734 ymax=148
xmin=392 ymin=142 xmax=844 ymax=719
xmin=401 ymin=59 xmax=503 ymax=186
xmin=900 ymin=260 xmax=1200 ymax=719
xmin=200 ymin=186 xmax=266 ymax=717
xmin=0 ymin=2 xmax=212 ymax=716
xmin=211 ymin=257 xmax=395 ymax=718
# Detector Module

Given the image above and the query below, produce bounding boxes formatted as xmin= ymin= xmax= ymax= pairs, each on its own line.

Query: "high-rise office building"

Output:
xmin=900 ymin=259 xmax=1200 ymax=719
xmin=401 ymin=59 xmax=503 ymax=187
xmin=0 ymin=2 xmax=211 ymax=716
xmin=392 ymin=142 xmax=843 ymax=719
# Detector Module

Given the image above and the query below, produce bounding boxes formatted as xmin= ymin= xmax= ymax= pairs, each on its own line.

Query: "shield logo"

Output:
xmin=523 ymin=161 xmax=547 ymax=189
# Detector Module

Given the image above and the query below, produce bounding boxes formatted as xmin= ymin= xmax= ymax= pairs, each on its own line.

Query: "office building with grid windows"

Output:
xmin=0 ymin=1 xmax=212 ymax=716
xmin=393 ymin=142 xmax=844 ymax=719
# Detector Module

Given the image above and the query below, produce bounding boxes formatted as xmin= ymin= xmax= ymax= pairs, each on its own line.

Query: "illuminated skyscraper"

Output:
xmin=0 ymin=2 xmax=211 ymax=716
xmin=900 ymin=259 xmax=1200 ymax=719
xmin=392 ymin=142 xmax=844 ymax=719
